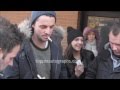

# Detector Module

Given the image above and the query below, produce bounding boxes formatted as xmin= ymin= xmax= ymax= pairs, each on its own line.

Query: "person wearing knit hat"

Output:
xmin=67 ymin=27 xmax=83 ymax=45
xmin=3 ymin=11 xmax=68 ymax=79
xmin=83 ymin=26 xmax=99 ymax=57
xmin=64 ymin=26 xmax=94 ymax=79
xmin=30 ymin=11 xmax=56 ymax=27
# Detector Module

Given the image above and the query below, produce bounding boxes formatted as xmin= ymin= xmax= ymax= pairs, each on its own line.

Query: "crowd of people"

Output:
xmin=0 ymin=11 xmax=120 ymax=79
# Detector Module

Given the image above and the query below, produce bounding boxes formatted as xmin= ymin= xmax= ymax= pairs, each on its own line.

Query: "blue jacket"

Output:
xmin=3 ymin=39 xmax=68 ymax=79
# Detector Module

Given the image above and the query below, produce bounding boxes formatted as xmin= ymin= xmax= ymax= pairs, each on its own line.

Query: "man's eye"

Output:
xmin=10 ymin=57 xmax=15 ymax=61
xmin=39 ymin=25 xmax=47 ymax=29
xmin=50 ymin=26 xmax=54 ymax=29
xmin=75 ymin=39 xmax=79 ymax=41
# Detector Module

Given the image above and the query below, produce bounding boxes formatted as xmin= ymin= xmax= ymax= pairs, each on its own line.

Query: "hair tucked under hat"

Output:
xmin=30 ymin=11 xmax=56 ymax=26
xmin=67 ymin=27 xmax=83 ymax=45
xmin=83 ymin=26 xmax=99 ymax=40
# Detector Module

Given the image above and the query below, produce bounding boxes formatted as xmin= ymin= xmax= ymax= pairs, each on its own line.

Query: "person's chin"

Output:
xmin=0 ymin=66 xmax=6 ymax=71
xmin=115 ymin=53 xmax=120 ymax=56
xmin=77 ymin=47 xmax=82 ymax=50
xmin=43 ymin=38 xmax=49 ymax=42
xmin=113 ymin=52 xmax=120 ymax=57
xmin=75 ymin=48 xmax=81 ymax=51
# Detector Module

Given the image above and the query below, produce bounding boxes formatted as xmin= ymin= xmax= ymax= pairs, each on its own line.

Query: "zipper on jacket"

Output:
xmin=55 ymin=47 xmax=60 ymax=78
xmin=26 ymin=54 xmax=38 ymax=79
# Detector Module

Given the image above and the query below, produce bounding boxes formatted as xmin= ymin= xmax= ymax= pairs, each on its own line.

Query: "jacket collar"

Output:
xmin=104 ymin=43 xmax=120 ymax=71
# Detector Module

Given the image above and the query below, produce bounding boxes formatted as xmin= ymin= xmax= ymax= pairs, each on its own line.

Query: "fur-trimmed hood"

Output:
xmin=104 ymin=42 xmax=110 ymax=50
xmin=51 ymin=26 xmax=65 ymax=41
xmin=18 ymin=18 xmax=65 ymax=40
xmin=18 ymin=18 xmax=32 ymax=38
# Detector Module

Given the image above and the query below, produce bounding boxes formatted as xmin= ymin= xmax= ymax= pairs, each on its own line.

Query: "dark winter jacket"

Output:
xmin=86 ymin=43 xmax=120 ymax=79
xmin=3 ymin=39 xmax=68 ymax=79
xmin=66 ymin=49 xmax=95 ymax=79
xmin=3 ymin=19 xmax=67 ymax=79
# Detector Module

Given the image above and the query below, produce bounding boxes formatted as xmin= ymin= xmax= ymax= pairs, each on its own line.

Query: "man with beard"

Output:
xmin=86 ymin=23 xmax=120 ymax=79
xmin=4 ymin=11 xmax=67 ymax=79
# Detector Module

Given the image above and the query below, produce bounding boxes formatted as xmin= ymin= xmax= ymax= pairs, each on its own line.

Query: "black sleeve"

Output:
xmin=87 ymin=51 xmax=95 ymax=63
xmin=66 ymin=62 xmax=86 ymax=79
xmin=66 ymin=63 xmax=76 ymax=79
xmin=59 ymin=57 xmax=68 ymax=79
xmin=85 ymin=56 xmax=99 ymax=79
xmin=71 ymin=71 xmax=86 ymax=79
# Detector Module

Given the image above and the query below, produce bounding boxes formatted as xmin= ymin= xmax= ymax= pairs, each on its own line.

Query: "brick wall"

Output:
xmin=0 ymin=11 xmax=31 ymax=24
xmin=0 ymin=11 xmax=79 ymax=53
xmin=56 ymin=11 xmax=79 ymax=52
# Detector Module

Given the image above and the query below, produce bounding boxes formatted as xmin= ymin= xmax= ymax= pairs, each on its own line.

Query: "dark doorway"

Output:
xmin=80 ymin=11 xmax=120 ymax=52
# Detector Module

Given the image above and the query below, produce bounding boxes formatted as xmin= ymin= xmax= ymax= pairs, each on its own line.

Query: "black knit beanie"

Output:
xmin=67 ymin=27 xmax=83 ymax=45
xmin=30 ymin=11 xmax=56 ymax=26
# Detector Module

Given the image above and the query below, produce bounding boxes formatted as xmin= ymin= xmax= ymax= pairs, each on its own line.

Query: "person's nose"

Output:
xmin=8 ymin=60 xmax=13 ymax=66
xmin=78 ymin=40 xmax=83 ymax=44
xmin=44 ymin=27 xmax=51 ymax=34
xmin=112 ymin=44 xmax=117 ymax=51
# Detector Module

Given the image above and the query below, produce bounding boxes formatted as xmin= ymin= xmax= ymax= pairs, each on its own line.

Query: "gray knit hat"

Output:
xmin=30 ymin=11 xmax=56 ymax=26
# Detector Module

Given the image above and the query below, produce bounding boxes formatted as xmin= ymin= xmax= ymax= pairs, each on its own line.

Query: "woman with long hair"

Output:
xmin=64 ymin=27 xmax=94 ymax=79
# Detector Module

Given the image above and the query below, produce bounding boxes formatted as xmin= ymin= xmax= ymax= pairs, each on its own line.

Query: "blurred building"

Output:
xmin=1 ymin=11 xmax=120 ymax=53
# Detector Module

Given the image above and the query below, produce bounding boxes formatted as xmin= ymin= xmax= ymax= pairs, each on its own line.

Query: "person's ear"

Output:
xmin=32 ymin=24 xmax=35 ymax=29
xmin=0 ymin=48 xmax=4 ymax=59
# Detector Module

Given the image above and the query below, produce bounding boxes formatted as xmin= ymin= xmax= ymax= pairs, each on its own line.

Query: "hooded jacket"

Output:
xmin=3 ymin=19 xmax=67 ymax=79
xmin=86 ymin=43 xmax=120 ymax=79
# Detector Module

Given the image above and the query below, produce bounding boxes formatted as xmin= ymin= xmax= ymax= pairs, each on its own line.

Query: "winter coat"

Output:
xmin=3 ymin=19 xmax=67 ymax=79
xmin=66 ymin=49 xmax=95 ymax=79
xmin=85 ymin=43 xmax=120 ymax=79
xmin=84 ymin=40 xmax=98 ymax=57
